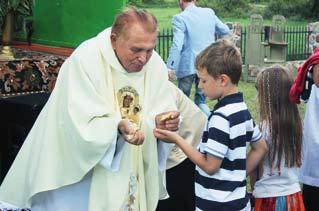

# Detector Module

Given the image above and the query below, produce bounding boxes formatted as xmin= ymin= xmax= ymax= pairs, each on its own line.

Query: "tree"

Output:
xmin=0 ymin=0 xmax=33 ymax=43
xmin=0 ymin=0 xmax=33 ymax=59
xmin=310 ymin=0 xmax=319 ymax=19
xmin=127 ymin=0 xmax=165 ymax=5
xmin=265 ymin=0 xmax=317 ymax=20
xmin=198 ymin=0 xmax=251 ymax=18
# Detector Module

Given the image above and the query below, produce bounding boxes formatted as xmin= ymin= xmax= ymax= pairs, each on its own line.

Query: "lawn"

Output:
xmin=144 ymin=6 xmax=308 ymax=30
xmin=186 ymin=80 xmax=259 ymax=120
xmin=185 ymin=78 xmax=306 ymax=124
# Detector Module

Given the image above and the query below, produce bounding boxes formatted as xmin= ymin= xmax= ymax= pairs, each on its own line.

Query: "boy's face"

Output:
xmin=197 ymin=68 xmax=223 ymax=100
xmin=313 ymin=64 xmax=319 ymax=87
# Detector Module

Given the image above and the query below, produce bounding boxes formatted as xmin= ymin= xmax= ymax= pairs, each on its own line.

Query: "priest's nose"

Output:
xmin=137 ymin=52 xmax=147 ymax=63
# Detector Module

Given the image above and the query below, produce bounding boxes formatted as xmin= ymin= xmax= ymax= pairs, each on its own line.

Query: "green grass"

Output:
xmin=187 ymin=80 xmax=259 ymax=121
xmin=186 ymin=79 xmax=306 ymax=123
xmin=143 ymin=6 xmax=308 ymax=30
xmin=146 ymin=7 xmax=180 ymax=29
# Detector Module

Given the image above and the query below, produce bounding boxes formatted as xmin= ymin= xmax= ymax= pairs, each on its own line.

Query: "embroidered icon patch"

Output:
xmin=117 ymin=86 xmax=142 ymax=125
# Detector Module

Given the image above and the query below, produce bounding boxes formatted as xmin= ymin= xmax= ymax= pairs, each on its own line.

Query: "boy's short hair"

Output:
xmin=195 ymin=39 xmax=242 ymax=85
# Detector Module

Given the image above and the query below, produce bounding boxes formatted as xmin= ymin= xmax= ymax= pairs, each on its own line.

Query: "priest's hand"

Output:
xmin=118 ymin=119 xmax=144 ymax=145
xmin=155 ymin=111 xmax=180 ymax=131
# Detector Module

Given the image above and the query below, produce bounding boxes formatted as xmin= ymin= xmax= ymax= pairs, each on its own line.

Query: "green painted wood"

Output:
xmin=28 ymin=0 xmax=125 ymax=47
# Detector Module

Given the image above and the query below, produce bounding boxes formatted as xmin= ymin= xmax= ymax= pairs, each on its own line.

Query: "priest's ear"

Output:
xmin=110 ymin=33 xmax=118 ymax=49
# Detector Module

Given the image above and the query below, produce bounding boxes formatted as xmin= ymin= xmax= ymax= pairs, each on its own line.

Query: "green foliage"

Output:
xmin=248 ymin=0 xmax=268 ymax=3
xmin=0 ymin=0 xmax=33 ymax=33
xmin=0 ymin=0 xmax=9 ymax=26
xmin=127 ymin=0 xmax=166 ymax=6
xmin=197 ymin=0 xmax=251 ymax=18
xmin=264 ymin=0 xmax=317 ymax=20
xmin=13 ymin=0 xmax=32 ymax=16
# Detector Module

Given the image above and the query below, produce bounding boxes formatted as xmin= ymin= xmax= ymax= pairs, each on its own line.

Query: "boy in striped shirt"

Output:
xmin=154 ymin=39 xmax=267 ymax=210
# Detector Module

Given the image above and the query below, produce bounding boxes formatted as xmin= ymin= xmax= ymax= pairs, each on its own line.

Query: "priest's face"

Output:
xmin=111 ymin=23 xmax=157 ymax=73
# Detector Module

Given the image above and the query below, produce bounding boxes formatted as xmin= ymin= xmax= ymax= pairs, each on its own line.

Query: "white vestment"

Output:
xmin=299 ymin=85 xmax=319 ymax=187
xmin=165 ymin=86 xmax=206 ymax=169
xmin=0 ymin=28 xmax=183 ymax=211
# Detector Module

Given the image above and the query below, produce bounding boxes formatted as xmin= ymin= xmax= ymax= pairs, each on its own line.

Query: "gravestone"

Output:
xmin=243 ymin=14 xmax=264 ymax=81
xmin=263 ymin=15 xmax=287 ymax=63
xmin=246 ymin=14 xmax=264 ymax=65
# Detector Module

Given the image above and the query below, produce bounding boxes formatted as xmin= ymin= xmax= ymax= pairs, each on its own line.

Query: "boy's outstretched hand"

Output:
xmin=153 ymin=128 xmax=180 ymax=143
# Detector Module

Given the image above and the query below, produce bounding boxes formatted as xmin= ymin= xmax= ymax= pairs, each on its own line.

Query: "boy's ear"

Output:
xmin=220 ymin=74 xmax=231 ymax=86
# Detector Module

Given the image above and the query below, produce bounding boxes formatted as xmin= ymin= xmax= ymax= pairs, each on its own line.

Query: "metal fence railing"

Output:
xmin=155 ymin=28 xmax=173 ymax=62
xmin=285 ymin=25 xmax=312 ymax=61
xmin=155 ymin=25 xmax=312 ymax=64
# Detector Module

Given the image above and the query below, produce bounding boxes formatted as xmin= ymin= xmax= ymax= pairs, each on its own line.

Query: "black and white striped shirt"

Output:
xmin=195 ymin=93 xmax=261 ymax=211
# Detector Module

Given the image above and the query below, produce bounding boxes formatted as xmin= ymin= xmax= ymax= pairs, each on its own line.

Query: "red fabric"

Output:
xmin=255 ymin=197 xmax=276 ymax=211
xmin=254 ymin=192 xmax=305 ymax=211
xmin=289 ymin=48 xmax=319 ymax=104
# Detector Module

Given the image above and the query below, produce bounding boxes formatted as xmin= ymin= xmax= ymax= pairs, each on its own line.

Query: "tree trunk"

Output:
xmin=0 ymin=10 xmax=15 ymax=60
xmin=2 ymin=10 xmax=14 ymax=45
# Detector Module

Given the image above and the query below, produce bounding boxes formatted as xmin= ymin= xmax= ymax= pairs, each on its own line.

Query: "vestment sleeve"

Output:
xmin=99 ymin=136 xmax=126 ymax=171
xmin=157 ymin=141 xmax=174 ymax=171
xmin=58 ymin=54 xmax=122 ymax=172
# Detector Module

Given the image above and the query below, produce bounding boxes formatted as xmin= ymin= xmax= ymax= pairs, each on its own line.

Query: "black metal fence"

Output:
xmin=155 ymin=28 xmax=173 ymax=62
xmin=155 ymin=25 xmax=312 ymax=64
xmin=285 ymin=26 xmax=312 ymax=61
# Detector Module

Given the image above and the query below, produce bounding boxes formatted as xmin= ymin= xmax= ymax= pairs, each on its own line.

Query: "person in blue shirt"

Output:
xmin=166 ymin=0 xmax=230 ymax=117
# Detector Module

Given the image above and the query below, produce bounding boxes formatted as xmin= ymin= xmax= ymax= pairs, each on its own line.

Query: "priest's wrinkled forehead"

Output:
xmin=111 ymin=7 xmax=158 ymax=38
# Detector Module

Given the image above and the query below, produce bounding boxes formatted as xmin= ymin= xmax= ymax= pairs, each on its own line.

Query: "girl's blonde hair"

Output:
xmin=256 ymin=66 xmax=302 ymax=169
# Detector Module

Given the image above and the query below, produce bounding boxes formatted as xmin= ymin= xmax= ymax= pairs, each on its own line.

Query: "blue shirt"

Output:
xmin=166 ymin=5 xmax=230 ymax=79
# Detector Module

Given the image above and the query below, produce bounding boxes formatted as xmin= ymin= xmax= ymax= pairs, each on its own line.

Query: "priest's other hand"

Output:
xmin=118 ymin=119 xmax=144 ymax=145
xmin=155 ymin=111 xmax=180 ymax=131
